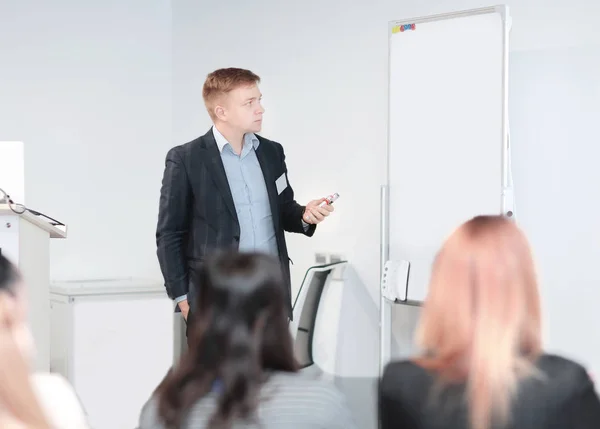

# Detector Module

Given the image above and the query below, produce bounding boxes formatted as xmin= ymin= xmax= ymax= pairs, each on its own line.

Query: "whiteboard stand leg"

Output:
xmin=379 ymin=185 xmax=390 ymax=376
xmin=379 ymin=259 xmax=410 ymax=375
xmin=380 ymin=295 xmax=392 ymax=377
xmin=500 ymin=4 xmax=514 ymax=220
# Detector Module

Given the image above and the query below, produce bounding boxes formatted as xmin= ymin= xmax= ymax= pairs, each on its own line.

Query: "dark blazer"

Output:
xmin=379 ymin=353 xmax=600 ymax=429
xmin=156 ymin=129 xmax=315 ymax=318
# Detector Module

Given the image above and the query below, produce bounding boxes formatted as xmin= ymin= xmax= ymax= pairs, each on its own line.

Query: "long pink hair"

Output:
xmin=414 ymin=215 xmax=542 ymax=429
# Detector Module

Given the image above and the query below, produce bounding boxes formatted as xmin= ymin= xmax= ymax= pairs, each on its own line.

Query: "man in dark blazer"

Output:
xmin=156 ymin=67 xmax=334 ymax=327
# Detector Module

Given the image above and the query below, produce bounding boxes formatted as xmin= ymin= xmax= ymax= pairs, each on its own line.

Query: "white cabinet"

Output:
xmin=50 ymin=278 xmax=174 ymax=429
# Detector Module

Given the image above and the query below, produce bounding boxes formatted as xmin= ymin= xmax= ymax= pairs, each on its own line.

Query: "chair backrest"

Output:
xmin=290 ymin=262 xmax=348 ymax=368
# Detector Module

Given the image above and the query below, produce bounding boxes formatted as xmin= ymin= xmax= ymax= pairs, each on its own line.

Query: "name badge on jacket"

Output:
xmin=276 ymin=173 xmax=288 ymax=195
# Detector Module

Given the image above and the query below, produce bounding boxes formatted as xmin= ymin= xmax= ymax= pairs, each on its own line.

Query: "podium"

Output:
xmin=0 ymin=204 xmax=67 ymax=371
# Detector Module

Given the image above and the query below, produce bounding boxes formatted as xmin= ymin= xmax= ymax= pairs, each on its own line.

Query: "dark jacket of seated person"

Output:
xmin=138 ymin=251 xmax=357 ymax=429
xmin=379 ymin=215 xmax=600 ymax=429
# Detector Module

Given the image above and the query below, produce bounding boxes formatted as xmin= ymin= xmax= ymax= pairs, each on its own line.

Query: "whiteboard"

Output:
xmin=386 ymin=6 xmax=511 ymax=303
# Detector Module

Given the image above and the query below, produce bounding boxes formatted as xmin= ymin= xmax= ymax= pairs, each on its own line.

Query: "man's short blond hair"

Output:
xmin=202 ymin=68 xmax=261 ymax=120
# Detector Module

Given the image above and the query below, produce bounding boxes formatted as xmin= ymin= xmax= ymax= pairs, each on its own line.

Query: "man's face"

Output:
xmin=219 ymin=84 xmax=265 ymax=134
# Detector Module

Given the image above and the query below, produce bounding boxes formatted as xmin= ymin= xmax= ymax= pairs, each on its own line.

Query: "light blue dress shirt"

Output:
xmin=212 ymin=126 xmax=279 ymax=256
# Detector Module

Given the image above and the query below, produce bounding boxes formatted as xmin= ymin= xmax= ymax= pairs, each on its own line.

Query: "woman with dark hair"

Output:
xmin=0 ymin=254 xmax=90 ymax=429
xmin=138 ymin=251 xmax=356 ymax=429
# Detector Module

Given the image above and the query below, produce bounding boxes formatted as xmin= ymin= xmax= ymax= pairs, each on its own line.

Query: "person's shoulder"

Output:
xmin=528 ymin=352 xmax=599 ymax=409
xmin=380 ymin=359 xmax=432 ymax=399
xmin=265 ymin=372 xmax=357 ymax=427
xmin=536 ymin=353 xmax=593 ymax=387
xmin=270 ymin=371 xmax=340 ymax=393
xmin=254 ymin=133 xmax=279 ymax=146
xmin=30 ymin=372 xmax=82 ymax=406
xmin=383 ymin=358 xmax=422 ymax=374
xmin=30 ymin=372 xmax=90 ymax=429
xmin=138 ymin=395 xmax=165 ymax=429
xmin=166 ymin=131 xmax=211 ymax=159
xmin=255 ymin=134 xmax=284 ymax=153
xmin=265 ymin=372 xmax=349 ymax=408
xmin=381 ymin=359 xmax=427 ymax=383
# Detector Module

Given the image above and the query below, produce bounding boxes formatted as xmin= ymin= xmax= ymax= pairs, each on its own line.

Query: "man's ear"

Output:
xmin=213 ymin=94 xmax=230 ymax=122
xmin=214 ymin=104 xmax=226 ymax=122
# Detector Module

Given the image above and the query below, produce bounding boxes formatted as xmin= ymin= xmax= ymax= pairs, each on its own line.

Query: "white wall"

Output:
xmin=510 ymin=45 xmax=600 ymax=371
xmin=0 ymin=0 xmax=171 ymax=281
xmin=2 ymin=0 xmax=600 ymax=381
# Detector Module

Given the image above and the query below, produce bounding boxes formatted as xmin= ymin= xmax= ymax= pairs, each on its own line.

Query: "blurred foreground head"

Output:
xmin=416 ymin=215 xmax=542 ymax=429
xmin=157 ymin=250 xmax=297 ymax=428
xmin=0 ymin=254 xmax=35 ymax=362
xmin=0 ymin=254 xmax=49 ymax=429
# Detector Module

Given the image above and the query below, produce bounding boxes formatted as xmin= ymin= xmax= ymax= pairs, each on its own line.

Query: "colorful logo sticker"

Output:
xmin=392 ymin=23 xmax=416 ymax=34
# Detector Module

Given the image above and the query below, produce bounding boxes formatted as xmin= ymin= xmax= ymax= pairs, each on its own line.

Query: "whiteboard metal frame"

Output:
xmin=379 ymin=5 xmax=513 ymax=376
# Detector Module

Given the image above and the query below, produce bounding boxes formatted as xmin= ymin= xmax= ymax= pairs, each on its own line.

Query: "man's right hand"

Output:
xmin=178 ymin=299 xmax=190 ymax=320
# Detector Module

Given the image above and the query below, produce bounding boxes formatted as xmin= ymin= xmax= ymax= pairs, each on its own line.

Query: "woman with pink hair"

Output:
xmin=379 ymin=215 xmax=600 ymax=429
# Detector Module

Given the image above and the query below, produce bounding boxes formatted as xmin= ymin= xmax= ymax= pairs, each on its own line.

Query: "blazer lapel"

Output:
xmin=255 ymin=141 xmax=281 ymax=233
xmin=201 ymin=131 xmax=239 ymax=224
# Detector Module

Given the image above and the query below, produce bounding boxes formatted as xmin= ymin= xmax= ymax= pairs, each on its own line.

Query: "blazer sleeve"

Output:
xmin=156 ymin=147 xmax=191 ymax=300
xmin=276 ymin=143 xmax=316 ymax=236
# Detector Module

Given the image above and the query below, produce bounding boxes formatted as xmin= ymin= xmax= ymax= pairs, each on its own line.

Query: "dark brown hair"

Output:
xmin=202 ymin=68 xmax=260 ymax=120
xmin=0 ymin=253 xmax=20 ymax=294
xmin=155 ymin=251 xmax=298 ymax=428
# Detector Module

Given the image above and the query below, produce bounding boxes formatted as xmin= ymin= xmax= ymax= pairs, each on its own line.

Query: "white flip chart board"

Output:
xmin=385 ymin=6 xmax=512 ymax=303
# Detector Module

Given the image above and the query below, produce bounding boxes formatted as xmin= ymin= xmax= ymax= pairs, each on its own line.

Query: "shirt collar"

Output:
xmin=212 ymin=125 xmax=259 ymax=152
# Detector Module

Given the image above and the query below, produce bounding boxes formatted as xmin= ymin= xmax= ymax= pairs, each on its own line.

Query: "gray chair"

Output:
xmin=289 ymin=261 xmax=348 ymax=376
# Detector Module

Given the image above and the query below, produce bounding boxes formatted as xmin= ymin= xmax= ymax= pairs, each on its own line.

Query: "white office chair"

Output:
xmin=289 ymin=261 xmax=348 ymax=378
